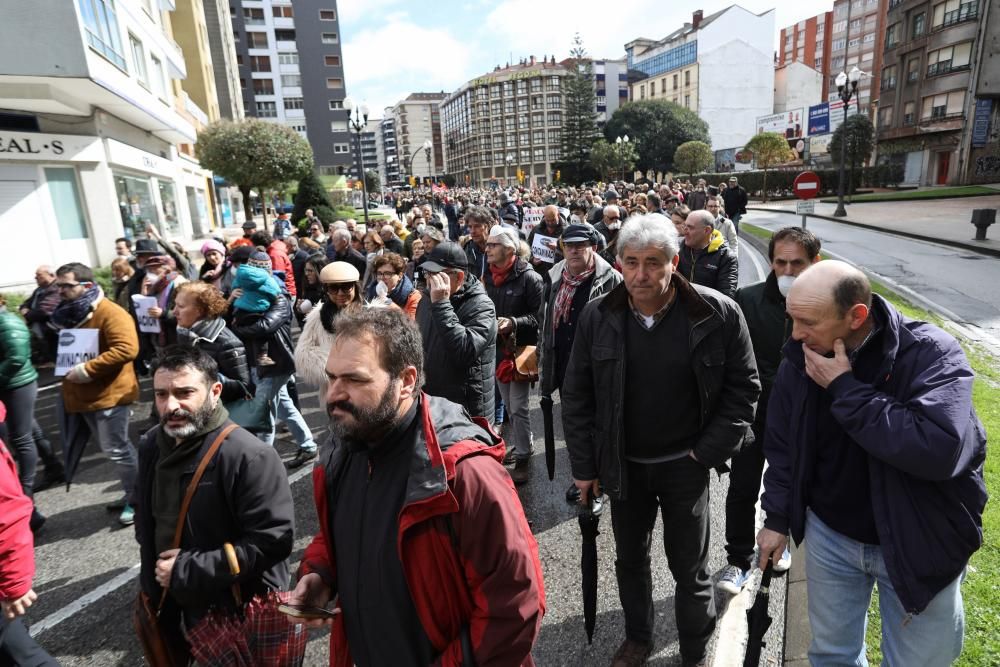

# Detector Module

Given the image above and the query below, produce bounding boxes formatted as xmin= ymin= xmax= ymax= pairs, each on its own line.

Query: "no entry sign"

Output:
xmin=793 ymin=171 xmax=820 ymax=200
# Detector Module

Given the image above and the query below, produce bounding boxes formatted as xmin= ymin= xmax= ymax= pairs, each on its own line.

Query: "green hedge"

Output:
xmin=688 ymin=164 xmax=905 ymax=198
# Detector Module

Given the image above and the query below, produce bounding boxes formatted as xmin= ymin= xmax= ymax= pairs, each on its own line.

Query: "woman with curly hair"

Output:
xmin=366 ymin=252 xmax=421 ymax=319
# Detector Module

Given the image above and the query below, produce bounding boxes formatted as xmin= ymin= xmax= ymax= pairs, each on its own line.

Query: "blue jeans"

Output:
xmin=804 ymin=509 xmax=964 ymax=667
xmin=276 ymin=381 xmax=316 ymax=452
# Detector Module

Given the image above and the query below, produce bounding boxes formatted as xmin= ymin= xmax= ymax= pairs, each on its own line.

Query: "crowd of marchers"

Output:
xmin=0 ymin=177 xmax=987 ymax=667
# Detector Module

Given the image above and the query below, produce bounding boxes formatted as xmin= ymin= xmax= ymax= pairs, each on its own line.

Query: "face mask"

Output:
xmin=607 ymin=221 xmax=621 ymax=231
xmin=416 ymin=224 xmax=426 ymax=234
xmin=570 ymin=214 xmax=584 ymax=225
xmin=777 ymin=274 xmax=796 ymax=297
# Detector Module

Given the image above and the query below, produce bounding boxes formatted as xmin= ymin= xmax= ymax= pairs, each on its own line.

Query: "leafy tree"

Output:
xmin=830 ymin=114 xmax=875 ymax=196
xmin=673 ymin=141 xmax=713 ymax=175
xmin=743 ymin=132 xmax=794 ymax=202
xmin=604 ymin=100 xmax=710 ymax=174
xmin=291 ymin=170 xmax=332 ymax=229
xmin=364 ymin=170 xmax=380 ymax=194
xmin=590 ymin=138 xmax=638 ymax=181
xmin=560 ymin=34 xmax=599 ymax=185
xmin=196 ymin=119 xmax=314 ymax=223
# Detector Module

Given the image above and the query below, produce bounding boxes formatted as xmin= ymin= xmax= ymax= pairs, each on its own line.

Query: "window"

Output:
xmin=921 ymin=91 xmax=964 ymax=119
xmin=236 ymin=54 xmax=243 ymax=66
xmin=533 ymin=148 xmax=544 ymax=161
xmin=660 ymin=79 xmax=666 ymax=93
xmin=46 ymin=168 xmax=89 ymax=240
xmin=863 ymin=33 xmax=875 ymax=44
xmin=280 ymin=74 xmax=301 ymax=87
xmin=319 ymin=9 xmax=336 ymax=20
xmin=321 ymin=32 xmax=338 ymax=44
xmin=833 ymin=20 xmax=847 ymax=33
xmin=504 ymin=100 xmax=514 ymax=112
xmin=686 ymin=70 xmax=692 ymax=86
xmin=649 ymin=85 xmax=655 ymax=98
xmin=530 ymin=79 xmax=542 ymax=92
xmin=274 ymin=29 xmax=295 ymax=41
xmin=547 ymin=111 xmax=560 ymax=124
xmin=246 ymin=31 xmax=267 ymax=48
xmin=278 ymin=52 xmax=298 ymax=65
xmin=833 ymin=38 xmax=846 ymax=50
xmin=684 ymin=94 xmax=690 ymax=108
xmin=284 ymin=97 xmax=304 ymax=109
xmin=272 ymin=5 xmax=293 ymax=18
xmin=333 ymin=143 xmax=350 ymax=154
xmin=817 ymin=22 xmax=825 ymax=34
xmin=239 ymin=77 xmax=246 ymax=90
xmin=149 ymin=54 xmax=166 ymax=100
xmin=287 ymin=122 xmax=306 ymax=133
xmin=932 ymin=0 xmax=979 ymax=29
xmin=78 ymin=0 xmax=126 ymax=68
xmin=639 ymin=84 xmax=645 ymax=100
xmin=913 ymin=13 xmax=926 ymax=37
xmin=328 ymin=100 xmax=343 ymax=110
xmin=848 ymin=37 xmax=861 ymax=48
xmin=907 ymin=57 xmax=921 ymax=82
xmin=330 ymin=120 xmax=348 ymax=132
xmin=903 ymin=101 xmax=916 ymax=124
xmin=253 ymin=78 xmax=274 ymax=95
xmin=885 ymin=23 xmax=900 ymax=48
xmin=879 ymin=106 xmax=893 ymax=126
xmin=927 ymin=42 xmax=972 ymax=76
xmin=815 ymin=57 xmax=823 ymax=71
xmin=547 ymin=95 xmax=561 ymax=109
xmin=326 ymin=78 xmax=343 ymax=89
xmin=324 ymin=55 xmax=341 ymax=67
xmin=255 ymin=101 xmax=277 ymax=117
xmin=850 ymin=18 xmax=862 ymax=30
xmin=881 ymin=65 xmax=897 ymax=90
xmin=516 ymin=81 xmax=526 ymax=94
xmin=243 ymin=7 xmax=264 ymax=24
xmin=129 ymin=34 xmax=148 ymax=87
xmin=250 ymin=55 xmax=270 ymax=72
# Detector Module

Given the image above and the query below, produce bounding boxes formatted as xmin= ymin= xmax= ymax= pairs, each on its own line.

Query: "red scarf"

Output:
xmin=552 ymin=261 xmax=595 ymax=331
xmin=489 ymin=256 xmax=516 ymax=287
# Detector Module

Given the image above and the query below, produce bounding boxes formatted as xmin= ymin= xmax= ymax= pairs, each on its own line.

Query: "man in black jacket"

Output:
xmin=461 ymin=205 xmax=491 ymax=280
xmin=718 ymin=227 xmax=820 ymax=595
xmin=483 ymin=226 xmax=544 ymax=485
xmin=134 ymin=345 xmax=293 ymax=653
xmin=721 ymin=177 xmax=748 ymax=230
xmin=562 ymin=214 xmax=759 ymax=667
xmin=326 ymin=229 xmax=367 ymax=277
xmin=416 ymin=242 xmax=497 ymax=424
xmin=677 ymin=210 xmax=738 ymax=298
xmin=19 ymin=265 xmax=60 ymax=363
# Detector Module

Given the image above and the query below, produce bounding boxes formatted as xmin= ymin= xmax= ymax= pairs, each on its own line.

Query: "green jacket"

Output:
xmin=734 ymin=272 xmax=790 ymax=426
xmin=0 ymin=308 xmax=38 ymax=391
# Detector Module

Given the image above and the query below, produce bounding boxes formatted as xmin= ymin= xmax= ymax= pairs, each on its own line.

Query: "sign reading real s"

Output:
xmin=0 ymin=131 xmax=103 ymax=162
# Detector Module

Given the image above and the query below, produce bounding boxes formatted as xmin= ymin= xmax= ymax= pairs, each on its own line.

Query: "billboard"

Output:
xmin=808 ymin=103 xmax=830 ymax=135
xmin=827 ymin=99 xmax=863 ymax=134
xmin=756 ymin=109 xmax=805 ymax=139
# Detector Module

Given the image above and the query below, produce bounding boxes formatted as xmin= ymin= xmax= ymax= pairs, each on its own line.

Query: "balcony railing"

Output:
xmin=934 ymin=1 xmax=978 ymax=30
xmin=927 ymin=60 xmax=970 ymax=77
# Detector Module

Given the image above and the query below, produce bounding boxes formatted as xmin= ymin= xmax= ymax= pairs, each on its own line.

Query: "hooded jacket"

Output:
xmin=0 ymin=431 xmax=34 ymax=601
xmin=230 ymin=288 xmax=295 ymax=379
xmin=760 ymin=295 xmax=988 ymax=613
xmin=538 ymin=255 xmax=622 ymax=396
xmin=178 ymin=317 xmax=254 ymax=403
xmin=298 ymin=395 xmax=545 ymax=667
xmin=267 ymin=240 xmax=297 ymax=297
xmin=0 ymin=308 xmax=38 ymax=392
xmin=561 ymin=275 xmax=759 ymax=499
xmin=677 ymin=229 xmax=739 ymax=298
xmin=415 ymin=276 xmax=497 ymax=422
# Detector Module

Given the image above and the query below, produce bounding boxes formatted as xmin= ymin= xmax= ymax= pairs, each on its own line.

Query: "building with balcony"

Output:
xmin=779 ymin=10 xmax=834 ymax=90
xmin=626 ymin=7 xmax=775 ymax=153
xmin=876 ymin=0 xmax=991 ymax=185
xmin=376 ymin=111 xmax=400 ymax=185
xmin=191 ymin=0 xmax=244 ymax=121
xmin=441 ymin=58 xmax=569 ymax=187
xmin=827 ymin=0 xmax=888 ymax=118
xmin=348 ymin=117 xmax=378 ymax=180
xmin=231 ymin=0 xmax=353 ymax=176
xmin=592 ymin=58 xmax=630 ymax=125
xmin=394 ymin=92 xmax=446 ymax=181
xmin=0 ymin=0 xmax=223 ymax=288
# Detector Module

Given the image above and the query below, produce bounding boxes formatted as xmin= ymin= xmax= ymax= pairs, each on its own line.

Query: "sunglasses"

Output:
xmin=324 ymin=283 xmax=355 ymax=294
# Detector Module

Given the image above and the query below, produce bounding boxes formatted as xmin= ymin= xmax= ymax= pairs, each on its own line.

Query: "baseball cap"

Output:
xmin=242 ymin=221 xmax=257 ymax=230
xmin=421 ymin=242 xmax=468 ymax=273
xmin=604 ymin=189 xmax=620 ymax=200
xmin=562 ymin=224 xmax=599 ymax=245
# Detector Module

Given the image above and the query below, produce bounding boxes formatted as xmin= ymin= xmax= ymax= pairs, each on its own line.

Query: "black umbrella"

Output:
xmin=540 ymin=394 xmax=555 ymax=480
xmin=579 ymin=493 xmax=605 ymax=644
xmin=57 ymin=396 xmax=91 ymax=490
xmin=743 ymin=561 xmax=774 ymax=667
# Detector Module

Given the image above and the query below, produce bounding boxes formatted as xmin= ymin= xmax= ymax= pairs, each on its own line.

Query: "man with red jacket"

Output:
xmin=251 ymin=230 xmax=297 ymax=298
xmin=0 ymin=402 xmax=59 ymax=665
xmin=285 ymin=308 xmax=545 ymax=666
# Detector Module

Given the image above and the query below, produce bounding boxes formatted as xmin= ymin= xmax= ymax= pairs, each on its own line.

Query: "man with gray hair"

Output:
xmin=678 ymin=209 xmax=738 ymax=298
xmin=561 ymin=214 xmax=759 ymax=667
xmin=327 ymin=228 xmax=367 ymax=277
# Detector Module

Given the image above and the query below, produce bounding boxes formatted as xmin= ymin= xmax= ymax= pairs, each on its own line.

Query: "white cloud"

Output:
xmin=337 ymin=0 xmax=404 ymax=26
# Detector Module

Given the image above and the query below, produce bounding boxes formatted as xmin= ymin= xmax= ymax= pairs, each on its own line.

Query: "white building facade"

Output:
xmin=774 ymin=61 xmax=825 ymax=113
xmin=0 ymin=0 xmax=211 ymax=289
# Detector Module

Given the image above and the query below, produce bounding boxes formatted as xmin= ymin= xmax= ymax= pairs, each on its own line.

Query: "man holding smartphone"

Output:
xmin=287 ymin=308 xmax=544 ymax=666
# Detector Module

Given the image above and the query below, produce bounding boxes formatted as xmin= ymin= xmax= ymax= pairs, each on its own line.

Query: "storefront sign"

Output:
xmin=0 ymin=131 xmax=102 ymax=162
xmin=972 ymin=99 xmax=992 ymax=149
xmin=756 ymin=109 xmax=804 ymax=139
xmin=55 ymin=329 xmax=100 ymax=377
xmin=808 ymin=103 xmax=830 ymax=135
xmin=106 ymin=138 xmax=175 ymax=178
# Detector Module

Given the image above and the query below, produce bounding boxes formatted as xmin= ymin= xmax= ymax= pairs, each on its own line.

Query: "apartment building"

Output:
xmin=376 ymin=111 xmax=400 ymax=185
xmin=231 ymin=0 xmax=353 ymax=175
xmin=877 ymin=0 xmax=994 ymax=185
xmin=393 ymin=92 xmax=446 ymax=181
xmin=827 ymin=0 xmax=889 ymax=116
xmin=626 ymin=7 xmax=775 ymax=152
xmin=348 ymin=117 xmax=378 ymax=180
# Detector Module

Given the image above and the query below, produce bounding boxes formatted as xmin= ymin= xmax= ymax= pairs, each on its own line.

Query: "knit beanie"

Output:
xmin=247 ymin=251 xmax=272 ymax=270
xmin=200 ymin=239 xmax=226 ymax=257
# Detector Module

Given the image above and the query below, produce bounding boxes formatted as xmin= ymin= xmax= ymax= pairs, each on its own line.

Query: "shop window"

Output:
xmin=45 ymin=168 xmax=88 ymax=239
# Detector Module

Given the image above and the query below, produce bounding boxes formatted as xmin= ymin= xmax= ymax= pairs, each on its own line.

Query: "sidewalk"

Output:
xmin=748 ymin=195 xmax=1000 ymax=258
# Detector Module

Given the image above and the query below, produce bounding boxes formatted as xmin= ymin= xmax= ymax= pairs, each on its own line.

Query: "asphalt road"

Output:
xmin=24 ymin=237 xmax=784 ymax=667
xmin=744 ymin=210 xmax=1000 ymax=349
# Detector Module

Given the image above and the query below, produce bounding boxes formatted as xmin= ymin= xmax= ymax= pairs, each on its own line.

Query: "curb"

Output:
xmin=746 ymin=207 xmax=1000 ymax=259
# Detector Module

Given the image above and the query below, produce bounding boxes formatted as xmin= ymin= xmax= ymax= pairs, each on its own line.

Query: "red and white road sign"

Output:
xmin=793 ymin=171 xmax=820 ymax=200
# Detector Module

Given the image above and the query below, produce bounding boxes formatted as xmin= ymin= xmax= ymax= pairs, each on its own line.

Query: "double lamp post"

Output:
xmin=833 ymin=66 xmax=863 ymax=218
xmin=344 ymin=97 xmax=370 ymax=226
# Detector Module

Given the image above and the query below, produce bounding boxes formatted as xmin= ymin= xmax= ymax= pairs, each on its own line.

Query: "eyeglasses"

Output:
xmin=324 ymin=283 xmax=355 ymax=294
xmin=485 ymin=242 xmax=503 ymax=249
xmin=376 ymin=271 xmax=397 ymax=279
xmin=55 ymin=281 xmax=85 ymax=289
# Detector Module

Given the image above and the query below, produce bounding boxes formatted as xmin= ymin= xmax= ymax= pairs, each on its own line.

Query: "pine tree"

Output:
xmin=560 ymin=34 xmax=599 ymax=184
xmin=291 ymin=170 xmax=333 ymax=228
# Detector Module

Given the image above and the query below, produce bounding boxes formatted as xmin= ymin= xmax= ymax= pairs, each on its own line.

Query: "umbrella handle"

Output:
xmin=224 ymin=543 xmax=243 ymax=608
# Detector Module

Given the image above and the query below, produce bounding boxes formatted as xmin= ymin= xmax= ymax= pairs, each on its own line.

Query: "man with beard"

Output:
xmin=287 ymin=308 xmax=545 ymax=666
xmin=133 ymin=345 xmax=294 ymax=660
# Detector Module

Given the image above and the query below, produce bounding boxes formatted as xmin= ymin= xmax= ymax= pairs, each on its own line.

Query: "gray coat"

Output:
xmin=538 ymin=255 xmax=622 ymax=396
xmin=561 ymin=274 xmax=760 ymax=500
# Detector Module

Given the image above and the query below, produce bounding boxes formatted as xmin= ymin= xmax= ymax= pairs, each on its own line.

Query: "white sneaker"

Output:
xmin=716 ymin=565 xmax=751 ymax=595
xmin=774 ymin=547 xmax=792 ymax=573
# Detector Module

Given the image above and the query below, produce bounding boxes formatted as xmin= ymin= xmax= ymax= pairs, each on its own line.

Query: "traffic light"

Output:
xmin=555 ymin=170 xmax=561 ymax=182
xmin=409 ymin=176 xmax=416 ymax=187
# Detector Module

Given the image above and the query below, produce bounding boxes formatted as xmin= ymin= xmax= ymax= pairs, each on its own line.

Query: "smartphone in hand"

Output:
xmin=277 ymin=603 xmax=340 ymax=620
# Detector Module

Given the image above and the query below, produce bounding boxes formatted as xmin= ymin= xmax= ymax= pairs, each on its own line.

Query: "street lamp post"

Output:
xmin=615 ymin=135 xmax=630 ymax=182
xmin=833 ymin=66 xmax=863 ymax=218
xmin=344 ymin=97 xmax=370 ymax=226
xmin=408 ymin=140 xmax=432 ymax=190
xmin=505 ymin=153 xmax=515 ymax=186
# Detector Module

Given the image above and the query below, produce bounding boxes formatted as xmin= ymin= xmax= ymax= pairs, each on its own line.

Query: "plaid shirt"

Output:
xmin=628 ymin=291 xmax=676 ymax=331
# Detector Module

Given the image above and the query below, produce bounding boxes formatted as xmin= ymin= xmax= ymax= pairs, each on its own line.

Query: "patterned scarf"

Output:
xmin=489 ymin=256 xmax=516 ymax=287
xmin=552 ymin=262 xmax=595 ymax=331
xmin=50 ymin=284 xmax=102 ymax=329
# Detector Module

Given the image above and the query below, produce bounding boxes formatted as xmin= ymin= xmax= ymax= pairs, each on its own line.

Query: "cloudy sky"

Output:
xmin=339 ymin=0 xmax=836 ymax=118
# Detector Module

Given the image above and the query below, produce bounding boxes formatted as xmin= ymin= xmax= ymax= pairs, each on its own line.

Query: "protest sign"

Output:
xmin=531 ymin=234 xmax=558 ymax=263
xmin=522 ymin=207 xmax=544 ymax=235
xmin=131 ymin=295 xmax=162 ymax=334
xmin=55 ymin=329 xmax=99 ymax=377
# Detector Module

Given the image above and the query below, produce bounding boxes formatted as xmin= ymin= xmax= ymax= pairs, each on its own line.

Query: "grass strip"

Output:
xmin=819 ymin=185 xmax=997 ymax=204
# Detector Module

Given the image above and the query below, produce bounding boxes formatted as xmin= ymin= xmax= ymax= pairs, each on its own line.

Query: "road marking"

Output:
xmin=740 ymin=233 xmax=770 ymax=284
xmin=28 ymin=462 xmax=317 ymax=638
